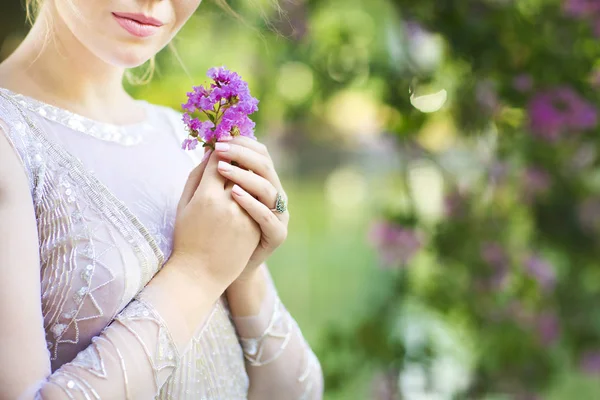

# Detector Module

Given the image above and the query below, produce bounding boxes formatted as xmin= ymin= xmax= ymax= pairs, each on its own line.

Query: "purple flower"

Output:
xmin=563 ymin=1 xmax=600 ymax=37
xmin=513 ymin=74 xmax=534 ymax=92
xmin=233 ymin=114 xmax=257 ymax=137
xmin=182 ymin=113 xmax=215 ymax=142
xmin=524 ymin=255 xmax=557 ymax=292
xmin=181 ymin=138 xmax=199 ymax=151
xmin=527 ymin=86 xmax=597 ymax=142
xmin=535 ymin=311 xmax=560 ymax=347
xmin=181 ymin=67 xmax=259 ymax=150
xmin=580 ymin=350 xmax=600 ymax=375
xmin=208 ymin=67 xmax=241 ymax=85
xmin=369 ymin=221 xmax=422 ymax=268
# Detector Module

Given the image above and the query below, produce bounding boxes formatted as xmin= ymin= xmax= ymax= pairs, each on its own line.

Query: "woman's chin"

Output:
xmin=102 ymin=47 xmax=157 ymax=69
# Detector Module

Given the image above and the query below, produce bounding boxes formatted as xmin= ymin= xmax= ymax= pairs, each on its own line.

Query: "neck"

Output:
xmin=0 ymin=2 xmax=142 ymax=123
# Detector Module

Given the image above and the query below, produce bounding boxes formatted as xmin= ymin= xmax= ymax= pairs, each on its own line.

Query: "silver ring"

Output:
xmin=270 ymin=192 xmax=287 ymax=214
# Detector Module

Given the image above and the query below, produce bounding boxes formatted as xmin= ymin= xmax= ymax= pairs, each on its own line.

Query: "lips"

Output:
xmin=112 ymin=12 xmax=164 ymax=38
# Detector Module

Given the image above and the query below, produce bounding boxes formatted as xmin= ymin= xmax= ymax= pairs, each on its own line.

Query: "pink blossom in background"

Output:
xmin=527 ymin=86 xmax=597 ymax=141
xmin=563 ymin=0 xmax=600 ymax=37
xmin=580 ymin=350 xmax=600 ymax=375
xmin=562 ymin=0 xmax=600 ymax=18
xmin=524 ymin=255 xmax=557 ymax=292
xmin=535 ymin=312 xmax=561 ymax=347
xmin=513 ymin=74 xmax=534 ymax=92
xmin=369 ymin=221 xmax=422 ymax=268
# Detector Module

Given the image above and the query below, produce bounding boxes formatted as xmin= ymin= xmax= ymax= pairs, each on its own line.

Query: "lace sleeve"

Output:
xmin=34 ymin=296 xmax=181 ymax=399
xmin=231 ymin=267 xmax=324 ymax=400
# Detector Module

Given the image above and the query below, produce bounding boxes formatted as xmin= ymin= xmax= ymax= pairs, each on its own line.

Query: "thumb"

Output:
xmin=177 ymin=150 xmax=212 ymax=216
xmin=199 ymin=146 xmax=227 ymax=190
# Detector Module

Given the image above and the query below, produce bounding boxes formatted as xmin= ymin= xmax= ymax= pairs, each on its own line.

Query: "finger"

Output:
xmin=217 ymin=160 xmax=278 ymax=208
xmin=198 ymin=149 xmax=227 ymax=190
xmin=231 ymin=184 xmax=288 ymax=244
xmin=214 ymin=143 xmax=279 ymax=185
xmin=226 ymin=136 xmax=269 ymax=156
xmin=177 ymin=150 xmax=212 ymax=215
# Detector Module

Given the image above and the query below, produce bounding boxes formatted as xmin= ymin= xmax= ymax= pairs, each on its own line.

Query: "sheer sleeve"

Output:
xmin=30 ymin=294 xmax=187 ymax=400
xmin=231 ymin=266 xmax=324 ymax=400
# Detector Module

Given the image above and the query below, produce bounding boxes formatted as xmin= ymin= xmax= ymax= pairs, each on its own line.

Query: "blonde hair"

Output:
xmin=25 ymin=0 xmax=42 ymax=26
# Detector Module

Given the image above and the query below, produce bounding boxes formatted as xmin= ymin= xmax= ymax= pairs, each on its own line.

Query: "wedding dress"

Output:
xmin=0 ymin=87 xmax=323 ymax=400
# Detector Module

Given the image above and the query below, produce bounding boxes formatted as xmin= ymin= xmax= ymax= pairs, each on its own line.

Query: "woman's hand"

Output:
xmin=214 ymin=137 xmax=290 ymax=280
xmin=169 ymin=151 xmax=261 ymax=291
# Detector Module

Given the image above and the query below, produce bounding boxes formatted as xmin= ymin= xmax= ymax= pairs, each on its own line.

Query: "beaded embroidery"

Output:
xmin=0 ymin=88 xmax=151 ymax=146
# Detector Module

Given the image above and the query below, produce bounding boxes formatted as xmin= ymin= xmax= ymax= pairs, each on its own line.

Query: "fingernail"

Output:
xmin=218 ymin=160 xmax=232 ymax=172
xmin=201 ymin=150 xmax=212 ymax=163
xmin=232 ymin=184 xmax=244 ymax=195
xmin=215 ymin=142 xmax=230 ymax=152
xmin=220 ymin=136 xmax=233 ymax=142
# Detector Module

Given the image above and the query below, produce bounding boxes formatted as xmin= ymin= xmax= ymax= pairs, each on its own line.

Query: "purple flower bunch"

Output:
xmin=181 ymin=67 xmax=259 ymax=150
xmin=527 ymin=86 xmax=597 ymax=141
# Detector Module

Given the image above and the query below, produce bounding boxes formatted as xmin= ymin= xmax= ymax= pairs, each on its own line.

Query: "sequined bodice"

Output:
xmin=0 ymin=88 xmax=249 ymax=399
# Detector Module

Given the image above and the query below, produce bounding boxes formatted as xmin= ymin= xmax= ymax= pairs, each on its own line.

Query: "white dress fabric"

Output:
xmin=0 ymin=87 xmax=323 ymax=399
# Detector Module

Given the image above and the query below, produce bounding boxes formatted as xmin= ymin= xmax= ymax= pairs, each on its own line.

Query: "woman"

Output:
xmin=0 ymin=0 xmax=323 ymax=399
